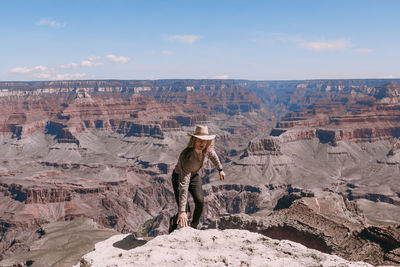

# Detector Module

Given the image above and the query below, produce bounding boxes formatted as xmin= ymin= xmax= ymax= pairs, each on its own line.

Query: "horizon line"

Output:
xmin=1 ymin=77 xmax=400 ymax=83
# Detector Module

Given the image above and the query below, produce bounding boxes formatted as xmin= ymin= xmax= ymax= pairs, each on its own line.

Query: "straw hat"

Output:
xmin=187 ymin=125 xmax=216 ymax=140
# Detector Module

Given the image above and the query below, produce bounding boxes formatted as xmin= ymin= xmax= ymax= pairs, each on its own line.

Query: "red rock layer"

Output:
xmin=0 ymin=87 xmax=262 ymax=141
xmin=271 ymin=83 xmax=400 ymax=145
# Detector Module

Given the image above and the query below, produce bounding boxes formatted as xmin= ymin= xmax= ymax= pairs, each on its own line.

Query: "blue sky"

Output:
xmin=1 ymin=0 xmax=399 ymax=81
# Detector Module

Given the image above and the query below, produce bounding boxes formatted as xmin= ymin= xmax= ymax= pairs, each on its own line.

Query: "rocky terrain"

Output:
xmin=75 ymin=227 xmax=371 ymax=267
xmin=1 ymin=79 xmax=400 ymax=266
xmin=0 ymin=217 xmax=118 ymax=267
xmin=234 ymin=82 xmax=400 ymax=220
xmin=75 ymin=227 xmax=372 ymax=267
xmin=217 ymin=191 xmax=400 ymax=265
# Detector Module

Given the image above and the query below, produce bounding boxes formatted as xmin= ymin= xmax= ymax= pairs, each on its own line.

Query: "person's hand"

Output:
xmin=177 ymin=211 xmax=188 ymax=227
xmin=219 ymin=170 xmax=226 ymax=181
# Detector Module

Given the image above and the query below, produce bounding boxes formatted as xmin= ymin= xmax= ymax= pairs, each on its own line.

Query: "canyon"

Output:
xmin=0 ymin=79 xmax=400 ymax=266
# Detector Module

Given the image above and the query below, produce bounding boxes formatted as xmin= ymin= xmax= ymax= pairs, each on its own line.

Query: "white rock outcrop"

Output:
xmin=75 ymin=228 xmax=372 ymax=267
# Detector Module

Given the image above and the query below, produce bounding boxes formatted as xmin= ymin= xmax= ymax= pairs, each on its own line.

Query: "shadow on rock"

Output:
xmin=112 ymin=235 xmax=148 ymax=250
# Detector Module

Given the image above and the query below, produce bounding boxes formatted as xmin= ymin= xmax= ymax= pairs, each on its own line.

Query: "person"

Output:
xmin=169 ymin=125 xmax=226 ymax=233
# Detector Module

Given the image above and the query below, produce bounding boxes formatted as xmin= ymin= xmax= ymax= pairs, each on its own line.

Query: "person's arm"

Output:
xmin=177 ymin=171 xmax=191 ymax=227
xmin=177 ymin=150 xmax=192 ymax=227
xmin=207 ymin=149 xmax=225 ymax=181
xmin=178 ymin=171 xmax=191 ymax=212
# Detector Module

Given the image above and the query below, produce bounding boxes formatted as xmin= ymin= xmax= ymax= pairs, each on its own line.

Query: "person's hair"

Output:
xmin=187 ymin=136 xmax=214 ymax=152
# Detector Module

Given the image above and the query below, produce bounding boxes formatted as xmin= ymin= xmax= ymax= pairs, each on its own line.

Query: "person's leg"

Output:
xmin=188 ymin=175 xmax=204 ymax=228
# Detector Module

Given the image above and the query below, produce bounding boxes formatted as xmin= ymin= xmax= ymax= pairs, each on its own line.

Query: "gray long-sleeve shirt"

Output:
xmin=174 ymin=147 xmax=223 ymax=212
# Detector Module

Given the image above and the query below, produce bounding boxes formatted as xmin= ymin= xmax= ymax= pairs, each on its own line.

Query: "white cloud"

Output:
xmin=162 ymin=50 xmax=173 ymax=55
xmin=87 ymin=56 xmax=102 ymax=61
xmin=10 ymin=65 xmax=47 ymax=73
xmin=33 ymin=65 xmax=47 ymax=72
xmin=199 ymin=75 xmax=230 ymax=79
xmin=59 ymin=62 xmax=79 ymax=69
xmin=300 ymin=39 xmax=351 ymax=51
xmin=215 ymin=75 xmax=230 ymax=79
xmin=10 ymin=67 xmax=32 ymax=73
xmin=260 ymin=33 xmax=353 ymax=52
xmin=55 ymin=73 xmax=88 ymax=80
xmin=8 ymin=62 xmax=91 ymax=80
xmin=379 ymin=75 xmax=396 ymax=79
xmin=33 ymin=65 xmax=47 ymax=71
xmin=61 ymin=56 xmax=102 ymax=69
xmin=81 ymin=60 xmax=104 ymax=67
xmin=105 ymin=54 xmax=130 ymax=64
xmin=166 ymin=35 xmax=201 ymax=44
xmin=355 ymin=48 xmax=372 ymax=54
xmin=35 ymin=18 xmax=66 ymax=28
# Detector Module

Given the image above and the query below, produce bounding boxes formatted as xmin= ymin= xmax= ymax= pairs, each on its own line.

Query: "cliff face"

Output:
xmin=270 ymin=82 xmax=400 ymax=144
xmin=0 ymin=96 xmax=55 ymax=140
xmin=235 ymin=88 xmax=400 ymax=226
xmin=0 ymin=177 xmax=176 ymax=259
xmin=240 ymin=83 xmax=400 ymax=165
xmin=217 ymin=191 xmax=400 ymax=266
xmin=0 ymin=82 xmax=263 ymax=142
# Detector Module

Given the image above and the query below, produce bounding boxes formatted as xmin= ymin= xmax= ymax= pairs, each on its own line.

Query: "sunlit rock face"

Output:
xmin=270 ymin=82 xmax=400 ymax=145
xmin=75 ymin=228 xmax=372 ymax=267
xmin=0 ymin=80 xmax=264 ymax=142
xmin=224 ymin=81 xmax=400 ymax=267
xmin=1 ymin=79 xmax=400 ymax=265
xmin=236 ymin=82 xmax=400 ymax=218
xmin=217 ymin=191 xmax=400 ymax=266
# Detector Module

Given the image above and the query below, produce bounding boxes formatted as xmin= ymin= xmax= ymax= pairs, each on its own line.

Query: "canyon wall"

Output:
xmin=1 ymin=79 xmax=400 ymax=265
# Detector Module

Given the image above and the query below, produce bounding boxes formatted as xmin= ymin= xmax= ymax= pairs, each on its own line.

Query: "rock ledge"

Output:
xmin=75 ymin=228 xmax=372 ymax=267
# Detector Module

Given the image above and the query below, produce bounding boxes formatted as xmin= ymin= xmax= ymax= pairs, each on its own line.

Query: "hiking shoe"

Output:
xmin=168 ymin=214 xmax=178 ymax=234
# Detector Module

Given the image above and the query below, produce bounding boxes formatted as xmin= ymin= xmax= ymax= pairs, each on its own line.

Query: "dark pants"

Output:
xmin=172 ymin=171 xmax=204 ymax=227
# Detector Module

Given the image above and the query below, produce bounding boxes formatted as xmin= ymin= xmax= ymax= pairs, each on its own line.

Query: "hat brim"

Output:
xmin=187 ymin=133 xmax=216 ymax=140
